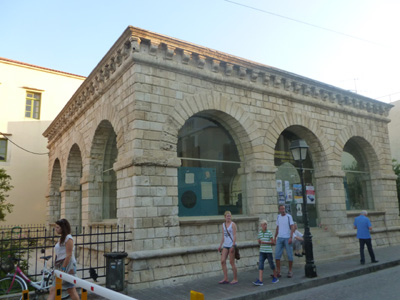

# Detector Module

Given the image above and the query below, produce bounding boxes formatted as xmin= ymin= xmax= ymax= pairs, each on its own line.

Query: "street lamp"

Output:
xmin=289 ymin=139 xmax=317 ymax=278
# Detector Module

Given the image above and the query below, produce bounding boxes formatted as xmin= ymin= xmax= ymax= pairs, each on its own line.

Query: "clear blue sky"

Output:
xmin=2 ymin=0 xmax=399 ymax=103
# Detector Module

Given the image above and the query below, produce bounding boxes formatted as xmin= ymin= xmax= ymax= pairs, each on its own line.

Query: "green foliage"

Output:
xmin=392 ymin=159 xmax=400 ymax=213
xmin=0 ymin=168 xmax=13 ymax=221
xmin=0 ymin=228 xmax=33 ymax=277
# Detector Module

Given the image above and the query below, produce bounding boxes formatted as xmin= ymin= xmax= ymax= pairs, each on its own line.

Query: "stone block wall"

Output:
xmin=43 ymin=27 xmax=400 ymax=289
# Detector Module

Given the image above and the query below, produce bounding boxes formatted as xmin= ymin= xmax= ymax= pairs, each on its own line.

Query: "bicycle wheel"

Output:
xmin=0 ymin=276 xmax=27 ymax=300
xmin=45 ymin=274 xmax=70 ymax=299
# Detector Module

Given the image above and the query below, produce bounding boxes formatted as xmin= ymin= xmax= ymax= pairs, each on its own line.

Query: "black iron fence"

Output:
xmin=0 ymin=224 xmax=132 ymax=281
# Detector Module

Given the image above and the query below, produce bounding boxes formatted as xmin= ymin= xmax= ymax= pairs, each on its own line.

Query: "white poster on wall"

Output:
xmin=286 ymin=190 xmax=292 ymax=203
xmin=306 ymin=186 xmax=316 ymax=204
xmin=201 ymin=182 xmax=213 ymax=199
xmin=296 ymin=203 xmax=303 ymax=216
xmin=276 ymin=180 xmax=283 ymax=192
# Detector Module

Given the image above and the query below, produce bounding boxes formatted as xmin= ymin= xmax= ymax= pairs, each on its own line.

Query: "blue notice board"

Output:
xmin=178 ymin=167 xmax=218 ymax=216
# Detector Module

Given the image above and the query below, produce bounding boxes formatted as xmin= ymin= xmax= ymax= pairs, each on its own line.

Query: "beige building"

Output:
xmin=44 ymin=27 xmax=400 ymax=290
xmin=0 ymin=57 xmax=85 ymax=225
xmin=389 ymin=99 xmax=400 ymax=162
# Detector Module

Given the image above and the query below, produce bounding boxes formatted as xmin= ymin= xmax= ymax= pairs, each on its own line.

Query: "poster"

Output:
xmin=201 ymin=182 xmax=213 ymax=199
xmin=286 ymin=190 xmax=292 ymax=203
xmin=285 ymin=204 xmax=291 ymax=214
xmin=306 ymin=185 xmax=316 ymax=204
xmin=296 ymin=203 xmax=303 ymax=217
xmin=278 ymin=192 xmax=285 ymax=205
xmin=276 ymin=180 xmax=283 ymax=192
xmin=284 ymin=181 xmax=290 ymax=192
xmin=293 ymin=184 xmax=303 ymax=204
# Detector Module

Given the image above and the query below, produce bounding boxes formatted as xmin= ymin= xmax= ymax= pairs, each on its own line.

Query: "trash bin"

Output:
xmin=104 ymin=252 xmax=128 ymax=291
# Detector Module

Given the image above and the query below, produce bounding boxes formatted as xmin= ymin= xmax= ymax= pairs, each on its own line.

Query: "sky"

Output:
xmin=1 ymin=0 xmax=400 ymax=103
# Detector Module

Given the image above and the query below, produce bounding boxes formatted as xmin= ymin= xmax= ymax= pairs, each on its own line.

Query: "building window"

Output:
xmin=0 ymin=139 xmax=7 ymax=161
xmin=177 ymin=116 xmax=243 ymax=216
xmin=342 ymin=139 xmax=373 ymax=210
xmin=25 ymin=92 xmax=41 ymax=119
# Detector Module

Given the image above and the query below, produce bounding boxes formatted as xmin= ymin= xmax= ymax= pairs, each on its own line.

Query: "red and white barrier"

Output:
xmin=54 ymin=270 xmax=137 ymax=300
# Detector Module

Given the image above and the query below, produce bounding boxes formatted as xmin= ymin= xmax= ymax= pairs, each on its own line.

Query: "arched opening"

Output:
xmin=89 ymin=120 xmax=118 ymax=221
xmin=49 ymin=159 xmax=62 ymax=223
xmin=177 ymin=115 xmax=243 ymax=216
xmin=274 ymin=129 xmax=317 ymax=227
xmin=65 ymin=144 xmax=83 ymax=230
xmin=342 ymin=137 xmax=374 ymax=210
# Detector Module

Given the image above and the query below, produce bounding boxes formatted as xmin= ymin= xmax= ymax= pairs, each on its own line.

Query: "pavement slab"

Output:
xmin=83 ymin=244 xmax=400 ymax=300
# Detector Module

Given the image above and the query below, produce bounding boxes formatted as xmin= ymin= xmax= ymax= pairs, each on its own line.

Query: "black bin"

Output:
xmin=104 ymin=252 xmax=128 ymax=291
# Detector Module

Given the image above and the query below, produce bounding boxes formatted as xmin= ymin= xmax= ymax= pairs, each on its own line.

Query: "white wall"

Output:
xmin=0 ymin=59 xmax=85 ymax=225
xmin=388 ymin=100 xmax=400 ymax=162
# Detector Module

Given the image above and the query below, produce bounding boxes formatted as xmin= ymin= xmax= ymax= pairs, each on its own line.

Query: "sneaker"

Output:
xmin=252 ymin=279 xmax=263 ymax=286
xmin=272 ymin=277 xmax=279 ymax=283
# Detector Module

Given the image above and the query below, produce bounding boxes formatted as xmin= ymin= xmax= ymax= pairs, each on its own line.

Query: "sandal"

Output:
xmin=287 ymin=272 xmax=293 ymax=278
xmin=218 ymin=280 xmax=229 ymax=284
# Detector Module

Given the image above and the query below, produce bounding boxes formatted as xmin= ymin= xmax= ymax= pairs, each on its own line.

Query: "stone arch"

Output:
xmin=334 ymin=125 xmax=380 ymax=172
xmin=88 ymin=102 xmax=127 ymax=154
xmin=87 ymin=119 xmax=118 ymax=222
xmin=65 ymin=144 xmax=83 ymax=230
xmin=265 ymin=112 xmax=331 ymax=172
xmin=161 ymin=92 xmax=263 ymax=164
xmin=48 ymin=158 xmax=62 ymax=223
xmin=162 ymin=92 xmax=269 ymax=217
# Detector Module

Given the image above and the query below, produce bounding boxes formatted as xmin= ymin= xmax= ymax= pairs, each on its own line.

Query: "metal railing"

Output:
xmin=0 ymin=224 xmax=132 ymax=281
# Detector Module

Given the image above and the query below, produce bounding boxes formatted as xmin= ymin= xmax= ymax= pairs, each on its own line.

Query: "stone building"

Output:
xmin=43 ymin=26 xmax=400 ymax=290
xmin=389 ymin=99 xmax=400 ymax=162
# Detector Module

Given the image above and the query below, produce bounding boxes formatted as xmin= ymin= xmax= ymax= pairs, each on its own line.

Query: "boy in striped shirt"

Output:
xmin=253 ymin=220 xmax=279 ymax=286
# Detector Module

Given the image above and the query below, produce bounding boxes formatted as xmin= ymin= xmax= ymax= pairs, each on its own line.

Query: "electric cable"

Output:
xmin=224 ymin=0 xmax=384 ymax=46
xmin=0 ymin=132 xmax=49 ymax=156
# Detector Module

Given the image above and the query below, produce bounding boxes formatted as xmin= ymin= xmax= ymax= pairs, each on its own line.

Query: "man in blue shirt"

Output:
xmin=354 ymin=210 xmax=378 ymax=265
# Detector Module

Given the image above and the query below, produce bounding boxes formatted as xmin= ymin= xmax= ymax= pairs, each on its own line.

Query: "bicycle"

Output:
xmin=0 ymin=249 xmax=69 ymax=300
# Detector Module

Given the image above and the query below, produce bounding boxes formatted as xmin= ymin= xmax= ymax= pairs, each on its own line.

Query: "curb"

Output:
xmin=229 ymin=259 xmax=400 ymax=300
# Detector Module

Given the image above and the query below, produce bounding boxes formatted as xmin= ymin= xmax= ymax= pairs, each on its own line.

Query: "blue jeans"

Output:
xmin=258 ymin=252 xmax=275 ymax=270
xmin=275 ymin=237 xmax=293 ymax=261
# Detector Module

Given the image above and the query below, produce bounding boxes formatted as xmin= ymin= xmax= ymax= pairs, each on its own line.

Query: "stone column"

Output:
xmin=314 ymin=170 xmax=348 ymax=232
xmin=114 ymin=157 xmax=181 ymax=252
xmin=245 ymin=162 xmax=278 ymax=222
xmin=370 ymin=172 xmax=400 ymax=227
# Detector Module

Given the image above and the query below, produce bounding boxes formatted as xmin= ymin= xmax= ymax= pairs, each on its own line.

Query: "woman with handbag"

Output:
xmin=47 ymin=219 xmax=79 ymax=300
xmin=217 ymin=211 xmax=238 ymax=285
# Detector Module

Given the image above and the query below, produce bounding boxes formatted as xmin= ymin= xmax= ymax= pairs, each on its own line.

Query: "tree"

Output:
xmin=393 ymin=159 xmax=400 ymax=214
xmin=0 ymin=168 xmax=13 ymax=221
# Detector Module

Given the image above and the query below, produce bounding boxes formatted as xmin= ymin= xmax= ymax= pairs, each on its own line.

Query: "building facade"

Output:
xmin=43 ymin=27 xmax=400 ymax=290
xmin=389 ymin=99 xmax=400 ymax=162
xmin=0 ymin=57 xmax=85 ymax=225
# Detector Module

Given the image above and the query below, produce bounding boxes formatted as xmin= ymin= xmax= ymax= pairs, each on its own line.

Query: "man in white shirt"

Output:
xmin=274 ymin=205 xmax=295 ymax=278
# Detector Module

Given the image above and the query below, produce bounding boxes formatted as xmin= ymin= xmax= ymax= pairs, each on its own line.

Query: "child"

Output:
xmin=253 ymin=220 xmax=279 ymax=286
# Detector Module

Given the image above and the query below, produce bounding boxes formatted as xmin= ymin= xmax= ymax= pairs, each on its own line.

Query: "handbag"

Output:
xmin=224 ymin=223 xmax=240 ymax=260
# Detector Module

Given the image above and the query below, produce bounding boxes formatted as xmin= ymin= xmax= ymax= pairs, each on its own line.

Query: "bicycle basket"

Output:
xmin=0 ymin=259 xmax=14 ymax=273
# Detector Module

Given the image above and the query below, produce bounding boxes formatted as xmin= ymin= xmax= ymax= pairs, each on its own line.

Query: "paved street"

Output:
xmin=127 ymin=245 xmax=400 ymax=300
xmin=33 ymin=244 xmax=400 ymax=300
xmin=270 ymin=265 xmax=400 ymax=300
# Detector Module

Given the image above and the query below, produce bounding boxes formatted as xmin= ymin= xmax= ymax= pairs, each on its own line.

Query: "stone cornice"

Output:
xmin=43 ymin=26 xmax=393 ymax=145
